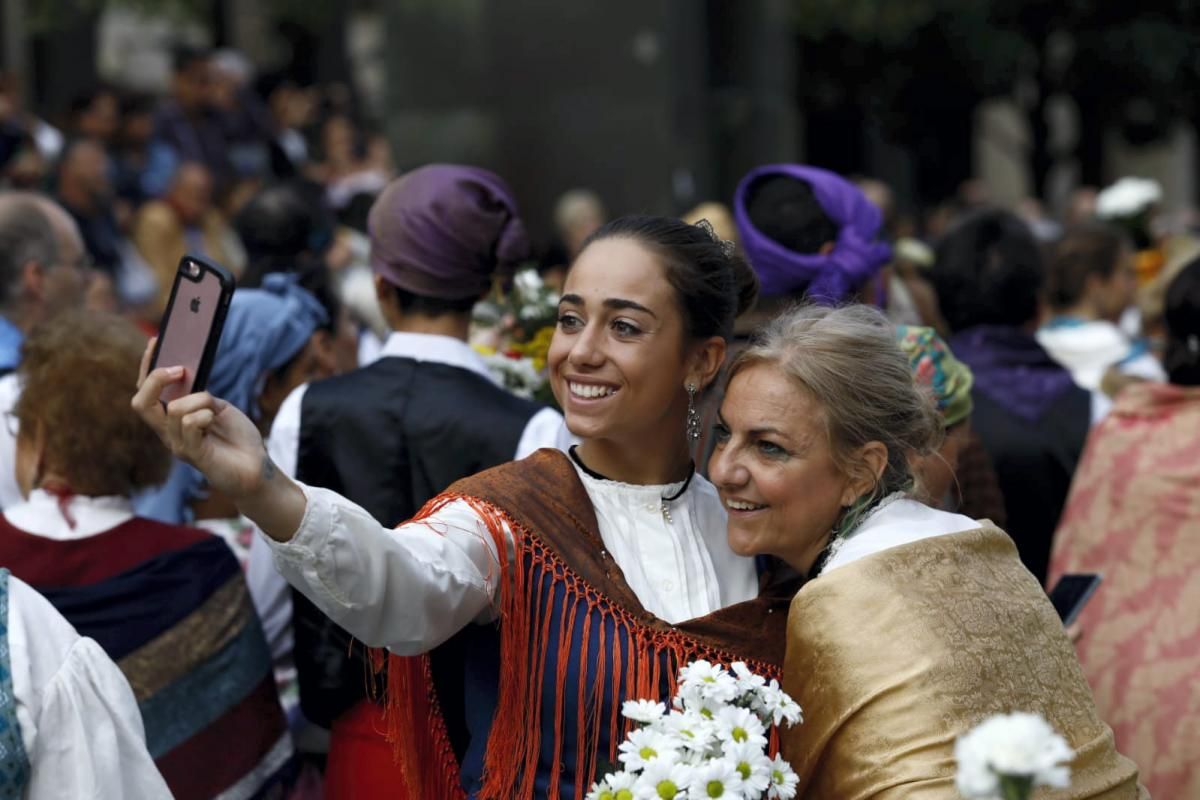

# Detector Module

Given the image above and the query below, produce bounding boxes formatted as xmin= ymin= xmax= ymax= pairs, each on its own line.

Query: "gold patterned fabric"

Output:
xmin=782 ymin=527 xmax=1147 ymax=799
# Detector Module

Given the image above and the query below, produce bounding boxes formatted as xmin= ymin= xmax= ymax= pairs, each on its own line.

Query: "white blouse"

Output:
xmin=7 ymin=574 xmax=171 ymax=799
xmin=265 ymin=459 xmax=758 ymax=656
xmin=820 ymin=497 xmax=979 ymax=575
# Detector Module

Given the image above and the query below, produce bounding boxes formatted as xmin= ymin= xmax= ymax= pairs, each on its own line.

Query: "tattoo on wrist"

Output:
xmin=261 ymin=453 xmax=277 ymax=483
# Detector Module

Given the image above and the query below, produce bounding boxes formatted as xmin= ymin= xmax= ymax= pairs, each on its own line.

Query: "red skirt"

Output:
xmin=323 ymin=700 xmax=411 ymax=799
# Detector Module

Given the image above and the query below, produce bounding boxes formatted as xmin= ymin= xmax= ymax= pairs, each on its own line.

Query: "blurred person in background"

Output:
xmin=67 ymin=85 xmax=121 ymax=147
xmin=235 ymin=181 xmax=363 ymax=372
xmin=1038 ymin=223 xmax=1165 ymax=420
xmin=132 ymin=161 xmax=239 ymax=314
xmin=0 ymin=570 xmax=172 ymax=798
xmin=930 ymin=209 xmax=1089 ymax=584
xmin=537 ymin=188 xmax=608 ymax=293
xmin=1095 ymin=177 xmax=1164 ymax=290
xmin=256 ymin=74 xmax=316 ymax=179
xmin=142 ymin=46 xmax=231 ymax=198
xmin=0 ymin=194 xmax=88 ymax=377
xmin=554 ymin=187 xmax=607 ymax=259
xmin=112 ymin=91 xmax=156 ymax=214
xmin=682 ymin=201 xmax=737 ymax=244
xmin=210 ymin=49 xmax=274 ymax=183
xmin=895 ymin=325 xmax=1007 ymax=527
xmin=55 ymin=138 xmax=122 ymax=276
xmin=1048 ymin=256 xmax=1200 ymax=799
xmin=0 ymin=311 xmax=293 ymax=799
xmin=734 ymin=163 xmax=893 ymax=326
xmin=313 ymin=114 xmax=388 ymax=216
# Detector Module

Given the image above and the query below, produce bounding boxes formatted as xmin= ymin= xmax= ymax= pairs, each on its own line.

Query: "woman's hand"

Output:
xmin=132 ymin=340 xmax=267 ymax=500
xmin=131 ymin=339 xmax=307 ymax=541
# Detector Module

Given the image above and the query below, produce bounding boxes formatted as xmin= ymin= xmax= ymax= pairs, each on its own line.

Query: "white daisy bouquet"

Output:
xmin=587 ymin=660 xmax=803 ymax=800
xmin=954 ymin=712 xmax=1074 ymax=800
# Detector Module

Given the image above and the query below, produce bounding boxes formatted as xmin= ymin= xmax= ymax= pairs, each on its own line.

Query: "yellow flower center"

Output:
xmin=732 ymin=727 xmax=747 ymax=742
xmin=706 ymin=780 xmax=726 ymax=797
xmin=655 ymin=780 xmax=679 ymax=798
xmin=737 ymin=762 xmax=751 ymax=780
xmin=639 ymin=747 xmax=657 ymax=760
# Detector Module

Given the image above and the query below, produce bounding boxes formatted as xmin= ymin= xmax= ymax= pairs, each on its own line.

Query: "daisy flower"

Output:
xmin=678 ymin=661 xmax=739 ymax=704
xmin=623 ymin=699 xmax=667 ymax=725
xmin=635 ymin=760 xmax=694 ymax=799
xmin=714 ymin=706 xmax=768 ymax=749
xmin=686 ymin=758 xmax=746 ymax=798
xmin=767 ymin=754 xmax=799 ymax=799
xmin=721 ymin=741 xmax=771 ymax=795
xmin=618 ymin=728 xmax=679 ymax=771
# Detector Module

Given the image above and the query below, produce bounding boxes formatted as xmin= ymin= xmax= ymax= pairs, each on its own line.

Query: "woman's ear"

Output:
xmin=840 ymin=441 xmax=889 ymax=506
xmin=686 ymin=335 xmax=727 ymax=391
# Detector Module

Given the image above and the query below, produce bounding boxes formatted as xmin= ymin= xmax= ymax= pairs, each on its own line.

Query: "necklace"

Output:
xmin=568 ymin=447 xmax=696 ymax=524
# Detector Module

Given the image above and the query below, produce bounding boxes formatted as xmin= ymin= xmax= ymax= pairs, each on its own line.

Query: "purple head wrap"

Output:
xmin=734 ymin=164 xmax=893 ymax=302
xmin=368 ymin=164 xmax=529 ymax=300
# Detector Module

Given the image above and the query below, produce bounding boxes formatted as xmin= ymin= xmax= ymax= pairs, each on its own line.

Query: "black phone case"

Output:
xmin=149 ymin=255 xmax=236 ymax=395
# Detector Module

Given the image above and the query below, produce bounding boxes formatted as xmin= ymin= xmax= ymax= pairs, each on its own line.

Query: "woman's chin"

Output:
xmin=726 ymin=529 xmax=763 ymax=558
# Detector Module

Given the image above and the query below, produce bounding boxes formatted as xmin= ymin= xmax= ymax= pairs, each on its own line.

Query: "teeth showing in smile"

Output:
xmin=725 ymin=499 xmax=766 ymax=511
xmin=569 ymin=382 xmax=617 ymax=399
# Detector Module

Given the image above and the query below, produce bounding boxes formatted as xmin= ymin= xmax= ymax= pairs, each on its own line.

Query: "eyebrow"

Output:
xmin=559 ymin=294 xmax=658 ymax=319
xmin=716 ymin=411 xmax=791 ymax=440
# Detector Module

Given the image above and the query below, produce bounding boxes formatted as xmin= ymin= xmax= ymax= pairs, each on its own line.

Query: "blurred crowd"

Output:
xmin=0 ymin=46 xmax=392 ymax=336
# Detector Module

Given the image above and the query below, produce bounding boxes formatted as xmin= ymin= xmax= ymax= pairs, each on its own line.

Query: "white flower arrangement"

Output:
xmin=1095 ymin=177 xmax=1163 ymax=219
xmin=955 ymin=712 xmax=1074 ymax=800
xmin=587 ymin=660 xmax=802 ymax=800
xmin=478 ymin=351 xmax=545 ymax=400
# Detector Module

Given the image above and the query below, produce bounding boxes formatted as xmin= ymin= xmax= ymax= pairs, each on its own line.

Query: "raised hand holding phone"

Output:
xmin=132 ymin=340 xmax=308 ymax=543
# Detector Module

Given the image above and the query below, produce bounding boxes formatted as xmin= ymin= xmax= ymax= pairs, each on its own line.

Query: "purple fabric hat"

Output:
xmin=368 ymin=164 xmax=529 ymax=300
xmin=734 ymin=164 xmax=893 ymax=302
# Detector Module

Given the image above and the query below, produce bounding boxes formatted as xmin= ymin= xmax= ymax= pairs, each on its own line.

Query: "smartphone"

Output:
xmin=1048 ymin=573 xmax=1102 ymax=627
xmin=149 ymin=256 xmax=235 ymax=404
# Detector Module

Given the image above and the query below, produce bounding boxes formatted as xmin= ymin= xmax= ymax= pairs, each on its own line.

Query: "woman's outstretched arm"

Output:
xmin=131 ymin=340 xmax=501 ymax=653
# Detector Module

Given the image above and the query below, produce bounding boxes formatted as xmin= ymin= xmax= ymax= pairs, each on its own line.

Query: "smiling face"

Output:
xmin=708 ymin=363 xmax=861 ymax=574
xmin=548 ymin=237 xmax=712 ymax=452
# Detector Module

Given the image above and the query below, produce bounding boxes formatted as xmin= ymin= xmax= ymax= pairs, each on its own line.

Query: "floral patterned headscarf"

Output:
xmin=896 ymin=325 xmax=974 ymax=428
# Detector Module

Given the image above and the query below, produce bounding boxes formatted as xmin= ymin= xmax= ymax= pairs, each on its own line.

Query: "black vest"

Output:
xmin=970 ymin=386 xmax=1090 ymax=585
xmin=292 ymin=355 xmax=542 ymax=728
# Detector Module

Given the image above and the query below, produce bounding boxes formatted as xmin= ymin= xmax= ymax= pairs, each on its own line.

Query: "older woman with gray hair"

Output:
xmin=708 ymin=304 xmax=1145 ymax=799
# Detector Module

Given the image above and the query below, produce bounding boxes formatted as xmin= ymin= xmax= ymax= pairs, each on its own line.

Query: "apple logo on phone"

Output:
xmin=190 ymin=297 xmax=201 ymax=313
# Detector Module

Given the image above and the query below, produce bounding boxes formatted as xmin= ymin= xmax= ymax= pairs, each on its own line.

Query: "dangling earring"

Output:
xmin=686 ymin=383 xmax=701 ymax=442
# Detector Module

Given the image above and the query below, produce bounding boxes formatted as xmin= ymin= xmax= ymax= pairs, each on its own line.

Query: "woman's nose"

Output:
xmin=708 ymin=444 xmax=747 ymax=489
xmin=567 ymin=323 xmax=605 ymax=368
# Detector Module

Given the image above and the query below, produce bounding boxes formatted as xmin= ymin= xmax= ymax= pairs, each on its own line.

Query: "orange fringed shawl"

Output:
xmin=372 ymin=449 xmax=795 ymax=799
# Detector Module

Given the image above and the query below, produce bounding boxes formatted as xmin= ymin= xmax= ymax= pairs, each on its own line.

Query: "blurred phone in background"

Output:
xmin=149 ymin=256 xmax=235 ymax=404
xmin=1048 ymin=573 xmax=1102 ymax=628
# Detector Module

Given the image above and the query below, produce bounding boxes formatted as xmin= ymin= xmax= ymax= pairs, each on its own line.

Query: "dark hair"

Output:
xmin=118 ymin=90 xmax=155 ymax=119
xmin=1046 ymin=223 xmax=1128 ymax=310
xmin=0 ymin=198 xmax=59 ymax=310
xmin=744 ymin=175 xmax=839 ymax=255
xmin=172 ymin=45 xmax=211 ymax=75
xmin=393 ymin=285 xmax=477 ymax=315
xmin=235 ymin=182 xmax=334 ymax=268
xmin=582 ymin=215 xmax=758 ymax=341
xmin=68 ymin=85 xmax=116 ymax=118
xmin=1164 ymin=256 xmax=1200 ymax=386
xmin=931 ymin=209 xmax=1044 ymax=332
